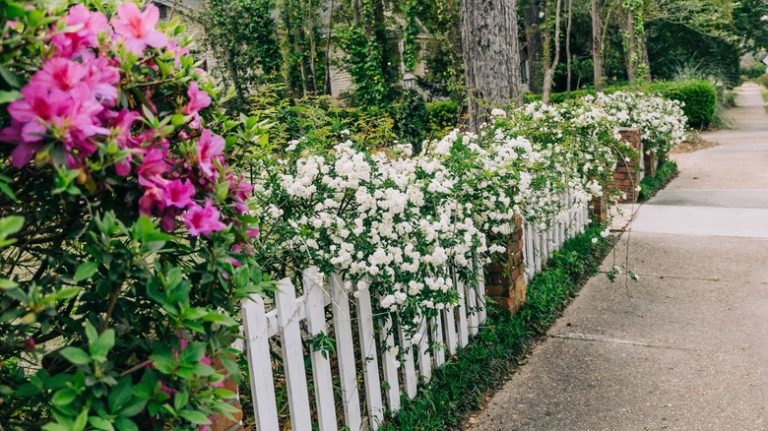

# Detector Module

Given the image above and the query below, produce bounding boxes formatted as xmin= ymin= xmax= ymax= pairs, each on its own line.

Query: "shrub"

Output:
xmin=425 ymin=100 xmax=459 ymax=139
xmin=648 ymin=80 xmax=717 ymax=129
xmin=0 ymin=2 xmax=268 ymax=429
xmin=394 ymin=89 xmax=429 ymax=154
xmin=639 ymin=160 xmax=679 ymax=201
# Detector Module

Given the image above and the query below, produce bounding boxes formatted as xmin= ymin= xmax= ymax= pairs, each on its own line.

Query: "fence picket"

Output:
xmin=380 ymin=314 xmax=401 ymax=413
xmin=524 ymin=221 xmax=534 ymax=282
xmin=416 ymin=319 xmax=432 ymax=382
xmin=242 ymin=296 xmax=280 ymax=431
xmin=330 ymin=273 xmax=362 ymax=429
xmin=466 ymin=279 xmax=479 ymax=336
xmin=443 ymin=305 xmax=458 ymax=356
xmin=301 ymin=268 xmax=338 ymax=431
xmin=275 ymin=278 xmax=312 ymax=430
xmin=356 ymin=285 xmax=384 ymax=429
xmin=456 ymin=280 xmax=469 ymax=348
xmin=475 ymin=262 xmax=487 ymax=324
xmin=430 ymin=316 xmax=446 ymax=366
xmin=399 ymin=325 xmax=418 ymax=399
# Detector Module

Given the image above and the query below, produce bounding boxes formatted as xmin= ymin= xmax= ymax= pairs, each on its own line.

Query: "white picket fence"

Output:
xmin=240 ymin=192 xmax=591 ymax=431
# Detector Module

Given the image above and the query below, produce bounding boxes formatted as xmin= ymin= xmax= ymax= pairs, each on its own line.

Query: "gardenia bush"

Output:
xmin=253 ymin=109 xmax=615 ymax=329
xmin=0 ymin=2 xmax=266 ymax=430
xmin=586 ymin=91 xmax=687 ymax=157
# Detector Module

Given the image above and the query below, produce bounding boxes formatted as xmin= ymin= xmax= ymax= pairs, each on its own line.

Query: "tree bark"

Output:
xmin=565 ymin=0 xmax=573 ymax=92
xmin=523 ymin=0 xmax=543 ymax=93
xmin=591 ymin=0 xmax=603 ymax=91
xmin=624 ymin=10 xmax=637 ymax=83
xmin=461 ymin=0 xmax=524 ymax=130
xmin=541 ymin=0 xmax=562 ymax=104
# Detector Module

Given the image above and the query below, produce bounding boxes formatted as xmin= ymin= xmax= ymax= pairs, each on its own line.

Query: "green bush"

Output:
xmin=756 ymin=74 xmax=768 ymax=89
xmin=395 ymin=90 xmax=429 ymax=153
xmin=381 ymin=226 xmax=615 ymax=430
xmin=426 ymin=100 xmax=460 ymax=138
xmin=648 ymin=80 xmax=717 ymax=129
xmin=536 ymin=80 xmax=717 ymax=129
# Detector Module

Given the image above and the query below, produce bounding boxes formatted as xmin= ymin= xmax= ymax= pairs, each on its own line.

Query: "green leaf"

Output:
xmin=119 ymin=398 xmax=147 ymax=417
xmin=0 ymin=181 xmax=18 ymax=202
xmin=85 ymin=321 xmax=98 ymax=345
xmin=88 ymin=416 xmax=114 ymax=431
xmin=0 ymin=66 xmax=21 ymax=89
xmin=0 ymin=279 xmax=18 ymax=289
xmin=73 ymin=407 xmax=89 ymax=431
xmin=114 ymin=417 xmax=139 ymax=431
xmin=0 ymin=90 xmax=21 ymax=104
xmin=60 ymin=347 xmax=90 ymax=366
xmin=42 ymin=424 xmax=69 ymax=431
xmin=173 ymin=389 xmax=188 ymax=411
xmin=51 ymin=388 xmax=77 ymax=407
xmin=90 ymin=329 xmax=115 ymax=361
xmin=108 ymin=377 xmax=133 ymax=413
xmin=179 ymin=410 xmax=211 ymax=425
xmin=74 ymin=262 xmax=98 ymax=282
xmin=0 ymin=216 xmax=24 ymax=236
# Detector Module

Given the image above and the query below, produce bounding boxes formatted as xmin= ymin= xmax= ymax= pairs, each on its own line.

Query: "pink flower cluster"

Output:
xmin=0 ymin=3 xmax=253 ymax=238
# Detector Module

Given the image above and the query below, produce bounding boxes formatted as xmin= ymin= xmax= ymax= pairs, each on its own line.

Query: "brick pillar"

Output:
xmin=614 ymin=127 xmax=642 ymax=204
xmin=484 ymin=216 xmax=527 ymax=313
xmin=590 ymin=195 xmax=608 ymax=225
xmin=211 ymin=358 xmax=244 ymax=431
xmin=644 ymin=151 xmax=658 ymax=178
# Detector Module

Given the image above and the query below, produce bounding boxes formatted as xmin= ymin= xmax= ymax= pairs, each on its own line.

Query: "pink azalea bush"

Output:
xmin=0 ymin=2 xmax=268 ymax=429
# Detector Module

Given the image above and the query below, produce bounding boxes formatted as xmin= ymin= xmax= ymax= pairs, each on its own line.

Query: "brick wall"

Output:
xmin=614 ymin=127 xmax=643 ymax=204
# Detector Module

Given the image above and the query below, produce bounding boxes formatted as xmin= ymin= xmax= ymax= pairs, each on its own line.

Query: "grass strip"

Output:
xmin=381 ymin=225 xmax=616 ymax=430
xmin=639 ymin=160 xmax=679 ymax=202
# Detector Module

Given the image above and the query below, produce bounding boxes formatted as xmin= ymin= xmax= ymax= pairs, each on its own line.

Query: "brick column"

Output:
xmin=211 ymin=358 xmax=244 ymax=431
xmin=614 ymin=127 xmax=643 ymax=204
xmin=590 ymin=195 xmax=608 ymax=225
xmin=644 ymin=151 xmax=658 ymax=178
xmin=484 ymin=216 xmax=527 ymax=313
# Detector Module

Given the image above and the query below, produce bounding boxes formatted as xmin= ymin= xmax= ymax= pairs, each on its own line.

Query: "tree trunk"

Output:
xmin=624 ymin=10 xmax=637 ymax=84
xmin=541 ymin=0 xmax=562 ymax=104
xmin=565 ymin=0 xmax=573 ymax=92
xmin=461 ymin=0 xmax=523 ymax=130
xmin=523 ymin=0 xmax=543 ymax=93
xmin=591 ymin=0 xmax=603 ymax=91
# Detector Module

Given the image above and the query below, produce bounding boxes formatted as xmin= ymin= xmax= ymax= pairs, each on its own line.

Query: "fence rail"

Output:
xmin=241 ymin=191 xmax=591 ymax=430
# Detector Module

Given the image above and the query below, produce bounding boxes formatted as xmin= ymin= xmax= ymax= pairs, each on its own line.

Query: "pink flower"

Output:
xmin=111 ymin=3 xmax=167 ymax=55
xmin=51 ymin=5 xmax=110 ymax=58
xmin=161 ymin=179 xmax=196 ymax=209
xmin=247 ymin=228 xmax=260 ymax=239
xmin=33 ymin=58 xmax=87 ymax=92
xmin=183 ymin=82 xmax=211 ymax=116
xmin=196 ymin=129 xmax=225 ymax=178
xmin=183 ymin=199 xmax=226 ymax=236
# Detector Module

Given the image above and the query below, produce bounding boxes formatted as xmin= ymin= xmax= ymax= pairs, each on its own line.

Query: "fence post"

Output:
xmin=484 ymin=215 xmax=527 ymax=313
xmin=615 ymin=127 xmax=643 ymax=203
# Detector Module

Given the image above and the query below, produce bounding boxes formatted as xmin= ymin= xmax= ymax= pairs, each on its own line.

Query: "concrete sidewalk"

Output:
xmin=466 ymin=83 xmax=768 ymax=431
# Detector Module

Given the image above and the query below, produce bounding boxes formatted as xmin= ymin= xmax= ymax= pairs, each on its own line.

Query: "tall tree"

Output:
xmin=461 ymin=0 xmax=523 ymax=129
xmin=541 ymin=0 xmax=563 ymax=103
xmin=621 ymin=0 xmax=650 ymax=83
xmin=591 ymin=0 xmax=603 ymax=90
xmin=565 ymin=0 xmax=573 ymax=92
xmin=523 ymin=0 xmax=544 ymax=93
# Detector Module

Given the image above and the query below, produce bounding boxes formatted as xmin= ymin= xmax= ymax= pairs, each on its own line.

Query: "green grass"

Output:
xmin=639 ymin=160 xmax=679 ymax=202
xmin=380 ymin=226 xmax=615 ymax=430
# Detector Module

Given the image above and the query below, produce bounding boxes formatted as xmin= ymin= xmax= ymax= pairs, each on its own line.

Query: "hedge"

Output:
xmin=426 ymin=100 xmax=460 ymax=137
xmin=649 ymin=80 xmax=717 ymax=129
xmin=533 ymin=80 xmax=718 ymax=129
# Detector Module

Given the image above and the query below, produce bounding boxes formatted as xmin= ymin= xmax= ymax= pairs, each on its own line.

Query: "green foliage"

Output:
xmin=639 ymin=160 xmax=679 ymax=201
xmin=203 ymin=0 xmax=282 ymax=106
xmin=426 ymin=100 xmax=460 ymax=138
xmin=649 ymin=80 xmax=717 ymax=129
xmin=534 ymin=80 xmax=717 ymax=129
xmin=380 ymin=226 xmax=615 ymax=430
xmin=394 ymin=90 xmax=429 ymax=153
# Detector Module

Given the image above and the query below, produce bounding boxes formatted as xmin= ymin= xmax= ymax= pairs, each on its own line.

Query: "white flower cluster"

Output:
xmin=254 ymin=92 xmax=687 ymax=327
xmin=586 ymin=91 xmax=687 ymax=154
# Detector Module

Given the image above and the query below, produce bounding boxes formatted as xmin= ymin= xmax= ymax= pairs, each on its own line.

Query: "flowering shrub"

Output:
xmin=0 ymin=2 xmax=266 ymax=430
xmin=252 ymin=106 xmax=614 ymax=329
xmin=586 ymin=91 xmax=687 ymax=156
